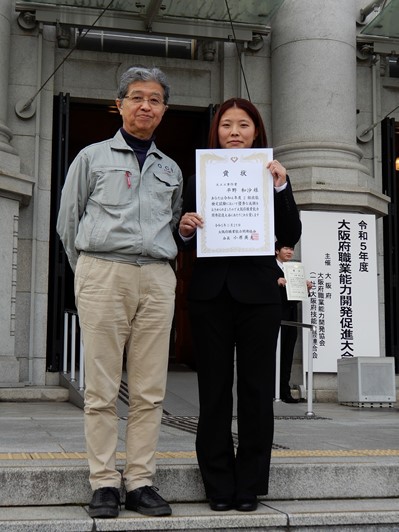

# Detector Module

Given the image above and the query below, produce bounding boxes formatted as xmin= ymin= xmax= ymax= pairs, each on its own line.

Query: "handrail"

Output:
xmin=63 ymin=310 xmax=85 ymax=391
xmin=275 ymin=320 xmax=317 ymax=417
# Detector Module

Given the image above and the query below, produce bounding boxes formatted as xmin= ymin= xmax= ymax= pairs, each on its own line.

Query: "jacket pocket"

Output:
xmin=152 ymin=172 xmax=180 ymax=212
xmin=92 ymin=167 xmax=134 ymax=207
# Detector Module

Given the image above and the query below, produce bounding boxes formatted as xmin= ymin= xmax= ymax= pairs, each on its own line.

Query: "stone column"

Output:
xmin=0 ymin=0 xmax=19 ymax=171
xmin=271 ymin=0 xmax=389 ymax=215
xmin=0 ymin=0 xmax=34 ymax=385
xmin=0 ymin=197 xmax=20 ymax=384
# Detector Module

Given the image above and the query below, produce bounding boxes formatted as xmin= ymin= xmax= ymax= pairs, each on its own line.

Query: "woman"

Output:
xmin=177 ymin=98 xmax=301 ymax=512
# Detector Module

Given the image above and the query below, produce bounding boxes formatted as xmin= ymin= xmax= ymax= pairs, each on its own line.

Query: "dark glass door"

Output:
xmin=382 ymin=117 xmax=399 ymax=372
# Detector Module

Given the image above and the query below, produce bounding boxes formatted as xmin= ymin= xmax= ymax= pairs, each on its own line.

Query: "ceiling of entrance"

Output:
xmin=15 ymin=0 xmax=285 ymax=41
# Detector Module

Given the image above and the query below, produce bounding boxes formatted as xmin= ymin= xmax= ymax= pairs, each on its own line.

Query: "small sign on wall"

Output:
xmin=301 ymin=211 xmax=380 ymax=373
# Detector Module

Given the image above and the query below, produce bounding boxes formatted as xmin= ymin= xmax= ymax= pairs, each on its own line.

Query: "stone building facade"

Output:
xmin=0 ymin=0 xmax=398 ymax=397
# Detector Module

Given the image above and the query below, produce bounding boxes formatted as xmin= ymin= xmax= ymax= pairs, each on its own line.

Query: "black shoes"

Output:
xmin=125 ymin=485 xmax=172 ymax=516
xmin=281 ymin=394 xmax=299 ymax=403
xmin=88 ymin=487 xmax=120 ymax=518
xmin=236 ymin=495 xmax=258 ymax=512
xmin=209 ymin=497 xmax=234 ymax=511
xmin=208 ymin=495 xmax=258 ymax=512
xmin=88 ymin=485 xmax=256 ymax=517
xmin=89 ymin=485 xmax=171 ymax=518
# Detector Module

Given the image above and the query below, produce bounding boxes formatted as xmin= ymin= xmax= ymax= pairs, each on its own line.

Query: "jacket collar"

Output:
xmin=110 ymin=129 xmax=163 ymax=159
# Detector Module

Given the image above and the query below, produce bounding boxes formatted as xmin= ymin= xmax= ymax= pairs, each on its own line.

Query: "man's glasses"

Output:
xmin=123 ymin=94 xmax=164 ymax=107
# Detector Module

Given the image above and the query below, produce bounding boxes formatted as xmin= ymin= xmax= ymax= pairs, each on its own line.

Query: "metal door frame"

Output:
xmin=46 ymin=93 xmax=70 ymax=371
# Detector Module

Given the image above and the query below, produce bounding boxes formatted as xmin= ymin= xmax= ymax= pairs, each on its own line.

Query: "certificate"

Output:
xmin=284 ymin=262 xmax=309 ymax=301
xmin=196 ymin=148 xmax=274 ymax=257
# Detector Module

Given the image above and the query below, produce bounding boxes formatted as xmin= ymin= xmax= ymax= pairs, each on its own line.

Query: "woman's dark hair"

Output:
xmin=207 ymin=98 xmax=268 ymax=149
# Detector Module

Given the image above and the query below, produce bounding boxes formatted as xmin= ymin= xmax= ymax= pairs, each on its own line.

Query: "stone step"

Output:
xmin=1 ymin=461 xmax=399 ymax=507
xmin=2 ymin=380 xmax=398 ymax=530
xmin=2 ymin=498 xmax=399 ymax=531
xmin=0 ymin=386 xmax=69 ymax=402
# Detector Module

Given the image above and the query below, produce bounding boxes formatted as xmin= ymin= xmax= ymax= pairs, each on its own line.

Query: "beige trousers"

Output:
xmin=75 ymin=255 xmax=176 ymax=491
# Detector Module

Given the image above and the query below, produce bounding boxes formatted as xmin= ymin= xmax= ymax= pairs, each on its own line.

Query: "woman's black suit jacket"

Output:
xmin=178 ymin=174 xmax=302 ymax=305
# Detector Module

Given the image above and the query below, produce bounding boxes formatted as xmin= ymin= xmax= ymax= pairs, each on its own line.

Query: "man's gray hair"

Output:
xmin=117 ymin=66 xmax=170 ymax=103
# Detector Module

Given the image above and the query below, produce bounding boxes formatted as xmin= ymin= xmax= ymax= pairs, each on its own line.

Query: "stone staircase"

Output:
xmin=2 ymin=452 xmax=399 ymax=530
xmin=1 ymin=374 xmax=399 ymax=530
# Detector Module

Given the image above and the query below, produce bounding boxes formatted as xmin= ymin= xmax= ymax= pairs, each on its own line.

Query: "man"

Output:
xmin=57 ymin=66 xmax=183 ymax=518
xmin=275 ymin=242 xmax=311 ymax=403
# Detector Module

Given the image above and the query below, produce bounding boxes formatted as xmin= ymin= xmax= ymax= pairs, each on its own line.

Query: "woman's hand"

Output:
xmin=267 ymin=159 xmax=287 ymax=188
xmin=179 ymin=212 xmax=204 ymax=237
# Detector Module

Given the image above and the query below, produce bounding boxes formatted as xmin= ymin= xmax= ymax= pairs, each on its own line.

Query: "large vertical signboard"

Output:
xmin=301 ymin=211 xmax=380 ymax=373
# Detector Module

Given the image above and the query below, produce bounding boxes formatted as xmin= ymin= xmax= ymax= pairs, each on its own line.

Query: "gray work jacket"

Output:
xmin=57 ymin=130 xmax=183 ymax=272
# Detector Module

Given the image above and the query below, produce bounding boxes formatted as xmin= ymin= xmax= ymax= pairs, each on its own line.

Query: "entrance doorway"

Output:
xmin=382 ymin=117 xmax=399 ymax=373
xmin=46 ymin=96 xmax=210 ymax=372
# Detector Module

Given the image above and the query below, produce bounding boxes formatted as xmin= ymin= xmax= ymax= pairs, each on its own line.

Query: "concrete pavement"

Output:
xmin=0 ymin=368 xmax=399 ymax=530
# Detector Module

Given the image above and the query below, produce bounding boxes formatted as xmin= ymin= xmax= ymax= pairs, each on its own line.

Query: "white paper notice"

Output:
xmin=195 ymin=148 xmax=275 ymax=257
xmin=284 ymin=262 xmax=309 ymax=301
